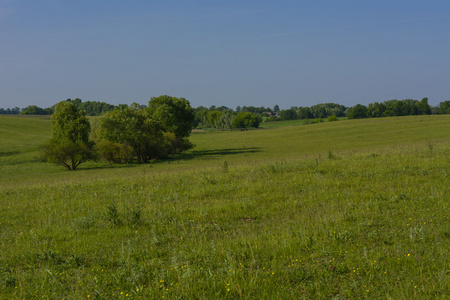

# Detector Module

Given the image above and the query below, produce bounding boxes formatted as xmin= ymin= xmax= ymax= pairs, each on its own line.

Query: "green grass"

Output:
xmin=1 ymin=114 xmax=450 ymax=299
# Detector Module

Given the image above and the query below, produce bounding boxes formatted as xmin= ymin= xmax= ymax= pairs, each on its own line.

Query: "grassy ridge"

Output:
xmin=1 ymin=115 xmax=450 ymax=299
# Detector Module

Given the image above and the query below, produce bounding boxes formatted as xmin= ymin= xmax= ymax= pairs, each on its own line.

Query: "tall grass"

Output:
xmin=0 ymin=115 xmax=449 ymax=298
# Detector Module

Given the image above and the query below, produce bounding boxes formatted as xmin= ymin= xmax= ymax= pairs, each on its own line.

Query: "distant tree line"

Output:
xmin=0 ymin=107 xmax=21 ymax=115
xmin=346 ymin=98 xmax=433 ymax=119
xmin=0 ymin=98 xmax=130 ymax=116
xmin=2 ymin=98 xmax=450 ymax=124
xmin=191 ymin=98 xmax=449 ymax=128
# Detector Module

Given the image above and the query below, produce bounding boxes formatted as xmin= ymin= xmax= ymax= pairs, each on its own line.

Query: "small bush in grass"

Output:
xmin=327 ymin=115 xmax=337 ymax=122
xmin=313 ymin=117 xmax=324 ymax=123
xmin=106 ymin=204 xmax=122 ymax=226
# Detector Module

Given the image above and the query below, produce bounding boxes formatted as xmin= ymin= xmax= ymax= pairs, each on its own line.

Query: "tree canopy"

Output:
xmin=97 ymin=107 xmax=166 ymax=163
xmin=232 ymin=112 xmax=262 ymax=128
xmin=96 ymin=96 xmax=195 ymax=164
xmin=148 ymin=95 xmax=195 ymax=139
xmin=41 ymin=101 xmax=96 ymax=170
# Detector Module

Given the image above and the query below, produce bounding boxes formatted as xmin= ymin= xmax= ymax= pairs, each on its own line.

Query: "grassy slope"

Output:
xmin=0 ymin=115 xmax=450 ymax=299
xmin=2 ymin=114 xmax=449 ymax=187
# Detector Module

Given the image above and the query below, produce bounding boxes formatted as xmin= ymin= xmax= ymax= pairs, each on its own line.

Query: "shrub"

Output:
xmin=327 ymin=115 xmax=337 ymax=122
xmin=96 ymin=140 xmax=134 ymax=164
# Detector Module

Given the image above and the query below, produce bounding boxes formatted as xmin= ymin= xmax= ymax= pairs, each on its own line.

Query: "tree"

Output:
xmin=97 ymin=107 xmax=166 ymax=163
xmin=232 ymin=112 xmax=262 ymax=128
xmin=273 ymin=104 xmax=280 ymax=112
xmin=296 ymin=107 xmax=313 ymax=119
xmin=20 ymin=105 xmax=48 ymax=115
xmin=309 ymin=103 xmax=347 ymax=118
xmin=367 ymin=102 xmax=386 ymax=118
xmin=205 ymin=110 xmax=222 ymax=128
xmin=310 ymin=104 xmax=327 ymax=118
xmin=279 ymin=109 xmax=296 ymax=120
xmin=147 ymin=95 xmax=195 ymax=154
xmin=148 ymin=95 xmax=195 ymax=139
xmin=418 ymin=97 xmax=431 ymax=115
xmin=42 ymin=101 xmax=96 ymax=170
xmin=347 ymin=104 xmax=368 ymax=119
xmin=438 ymin=101 xmax=450 ymax=114
xmin=216 ymin=110 xmax=237 ymax=129
xmin=194 ymin=106 xmax=208 ymax=128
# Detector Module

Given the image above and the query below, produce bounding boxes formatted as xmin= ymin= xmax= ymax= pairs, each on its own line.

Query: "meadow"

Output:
xmin=0 ymin=114 xmax=449 ymax=299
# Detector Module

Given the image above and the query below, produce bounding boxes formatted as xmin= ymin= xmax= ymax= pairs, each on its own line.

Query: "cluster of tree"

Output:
xmin=42 ymin=96 xmax=195 ymax=170
xmin=194 ymin=106 xmax=262 ymax=129
xmin=20 ymin=105 xmax=53 ymax=115
xmin=347 ymin=98 xmax=432 ymax=119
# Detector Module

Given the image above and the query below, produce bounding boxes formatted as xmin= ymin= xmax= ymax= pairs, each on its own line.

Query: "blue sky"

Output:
xmin=1 ymin=0 xmax=449 ymax=109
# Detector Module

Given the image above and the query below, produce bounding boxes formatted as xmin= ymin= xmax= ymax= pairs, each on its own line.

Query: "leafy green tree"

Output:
xmin=148 ymin=95 xmax=195 ymax=139
xmin=205 ymin=110 xmax=222 ymax=128
xmin=194 ymin=106 xmax=208 ymax=128
xmin=279 ymin=109 xmax=296 ymax=120
xmin=216 ymin=110 xmax=237 ymax=129
xmin=310 ymin=104 xmax=327 ymax=118
xmin=232 ymin=112 xmax=262 ymax=128
xmin=20 ymin=105 xmax=48 ymax=115
xmin=97 ymin=108 xmax=166 ymax=163
xmin=418 ymin=97 xmax=431 ymax=115
xmin=347 ymin=104 xmax=368 ymax=119
xmin=309 ymin=103 xmax=347 ymax=118
xmin=367 ymin=102 xmax=386 ymax=118
xmin=296 ymin=107 xmax=313 ymax=119
xmin=42 ymin=101 xmax=96 ymax=170
xmin=438 ymin=101 xmax=450 ymax=114
xmin=273 ymin=104 xmax=280 ymax=112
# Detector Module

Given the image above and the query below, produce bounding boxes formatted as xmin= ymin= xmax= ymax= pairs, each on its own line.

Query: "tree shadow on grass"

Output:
xmin=170 ymin=147 xmax=262 ymax=162
xmin=79 ymin=147 xmax=261 ymax=170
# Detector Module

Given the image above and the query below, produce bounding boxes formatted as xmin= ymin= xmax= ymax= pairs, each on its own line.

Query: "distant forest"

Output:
xmin=1 ymin=97 xmax=450 ymax=129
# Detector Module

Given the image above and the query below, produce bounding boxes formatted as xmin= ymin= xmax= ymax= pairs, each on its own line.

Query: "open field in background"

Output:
xmin=0 ymin=115 xmax=450 ymax=298
xmin=1 ymin=114 xmax=450 ymax=188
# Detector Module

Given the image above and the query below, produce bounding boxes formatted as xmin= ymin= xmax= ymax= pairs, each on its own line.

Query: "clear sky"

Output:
xmin=1 ymin=0 xmax=449 ymax=109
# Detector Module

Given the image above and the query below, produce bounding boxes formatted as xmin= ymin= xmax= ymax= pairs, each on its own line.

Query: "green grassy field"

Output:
xmin=1 ymin=115 xmax=450 ymax=299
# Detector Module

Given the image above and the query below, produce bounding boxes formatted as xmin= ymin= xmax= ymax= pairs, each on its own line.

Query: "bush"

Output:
xmin=96 ymin=140 xmax=134 ymax=164
xmin=163 ymin=132 xmax=194 ymax=156
xmin=327 ymin=115 xmax=337 ymax=122
xmin=312 ymin=118 xmax=324 ymax=123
